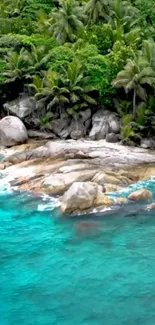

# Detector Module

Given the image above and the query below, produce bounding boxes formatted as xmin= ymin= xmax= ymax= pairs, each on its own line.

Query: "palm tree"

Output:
xmin=29 ymin=59 xmax=97 ymax=117
xmin=49 ymin=0 xmax=86 ymax=44
xmin=3 ymin=48 xmax=33 ymax=82
xmin=125 ymin=27 xmax=141 ymax=48
xmin=3 ymin=45 xmax=53 ymax=83
xmin=112 ymin=58 xmax=155 ymax=117
xmin=84 ymin=0 xmax=111 ymax=24
xmin=141 ymin=39 xmax=155 ymax=70
xmin=112 ymin=0 xmax=139 ymax=31
xmin=29 ymin=71 xmax=69 ymax=115
xmin=62 ymin=59 xmax=97 ymax=116
xmin=112 ymin=0 xmax=140 ymax=43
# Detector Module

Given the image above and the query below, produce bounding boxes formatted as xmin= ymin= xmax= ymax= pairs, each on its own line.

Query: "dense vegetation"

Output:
xmin=0 ymin=0 xmax=155 ymax=143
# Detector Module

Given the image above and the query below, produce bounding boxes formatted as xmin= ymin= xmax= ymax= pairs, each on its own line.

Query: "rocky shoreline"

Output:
xmin=0 ymin=139 xmax=155 ymax=215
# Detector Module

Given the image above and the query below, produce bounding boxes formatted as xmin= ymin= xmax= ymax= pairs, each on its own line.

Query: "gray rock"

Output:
xmin=85 ymin=118 xmax=92 ymax=130
xmin=106 ymin=133 xmax=119 ymax=143
xmin=61 ymin=182 xmax=99 ymax=213
xmin=108 ymin=114 xmax=120 ymax=133
xmin=80 ymin=108 xmax=91 ymax=124
xmin=140 ymin=138 xmax=155 ymax=149
xmin=4 ymin=97 xmax=36 ymax=119
xmin=59 ymin=128 xmax=70 ymax=139
xmin=89 ymin=109 xmax=120 ymax=140
xmin=36 ymin=99 xmax=46 ymax=115
xmin=0 ymin=116 xmax=28 ymax=147
xmin=70 ymin=119 xmax=86 ymax=140
xmin=28 ymin=130 xmax=56 ymax=139
xmin=70 ymin=130 xmax=84 ymax=140
xmin=50 ymin=118 xmax=69 ymax=136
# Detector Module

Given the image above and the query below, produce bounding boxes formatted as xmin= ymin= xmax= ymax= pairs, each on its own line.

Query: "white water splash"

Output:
xmin=38 ymin=196 xmax=60 ymax=211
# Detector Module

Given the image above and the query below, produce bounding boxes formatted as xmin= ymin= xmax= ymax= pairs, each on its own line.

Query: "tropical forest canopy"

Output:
xmin=0 ymin=0 xmax=155 ymax=142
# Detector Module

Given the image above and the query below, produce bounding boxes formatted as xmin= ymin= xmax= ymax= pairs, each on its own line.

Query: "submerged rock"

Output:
xmin=146 ymin=202 xmax=155 ymax=210
xmin=74 ymin=220 xmax=99 ymax=236
xmin=0 ymin=116 xmax=28 ymax=147
xmin=128 ymin=188 xmax=152 ymax=201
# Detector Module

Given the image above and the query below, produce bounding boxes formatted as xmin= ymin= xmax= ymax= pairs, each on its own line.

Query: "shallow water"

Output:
xmin=1 ymin=181 xmax=155 ymax=325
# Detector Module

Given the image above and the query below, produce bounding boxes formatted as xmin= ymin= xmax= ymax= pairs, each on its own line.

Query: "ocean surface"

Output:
xmin=1 ymin=178 xmax=155 ymax=325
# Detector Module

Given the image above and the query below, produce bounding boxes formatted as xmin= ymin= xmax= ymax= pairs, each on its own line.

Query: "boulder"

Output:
xmin=70 ymin=119 xmax=86 ymax=140
xmin=128 ymin=188 xmax=152 ymax=201
xmin=59 ymin=128 xmax=70 ymax=139
xmin=4 ymin=96 xmax=36 ymax=119
xmin=61 ymin=182 xmax=99 ymax=213
xmin=85 ymin=118 xmax=92 ymax=130
xmin=89 ymin=109 xmax=120 ymax=140
xmin=50 ymin=118 xmax=70 ymax=137
xmin=140 ymin=138 xmax=155 ymax=149
xmin=0 ymin=116 xmax=28 ymax=147
xmin=106 ymin=133 xmax=119 ymax=143
xmin=80 ymin=108 xmax=91 ymax=124
xmin=61 ymin=181 xmax=115 ymax=213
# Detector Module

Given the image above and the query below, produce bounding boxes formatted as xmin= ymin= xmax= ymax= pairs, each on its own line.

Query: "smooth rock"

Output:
xmin=4 ymin=96 xmax=36 ymax=119
xmin=61 ymin=182 xmax=99 ymax=213
xmin=92 ymin=171 xmax=131 ymax=186
xmin=128 ymin=188 xmax=152 ymax=201
xmin=0 ymin=116 xmax=28 ymax=147
xmin=104 ymin=172 xmax=131 ymax=185
xmin=42 ymin=170 xmax=97 ymax=195
xmin=106 ymin=133 xmax=119 ymax=143
xmin=94 ymin=191 xmax=113 ymax=206
xmin=104 ymin=184 xmax=122 ymax=192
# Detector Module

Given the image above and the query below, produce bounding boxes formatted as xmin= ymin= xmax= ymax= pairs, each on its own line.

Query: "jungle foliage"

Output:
xmin=0 ymin=0 xmax=155 ymax=141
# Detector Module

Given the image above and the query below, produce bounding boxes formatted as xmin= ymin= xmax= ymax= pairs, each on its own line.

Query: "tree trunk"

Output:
xmin=133 ymin=88 xmax=136 ymax=119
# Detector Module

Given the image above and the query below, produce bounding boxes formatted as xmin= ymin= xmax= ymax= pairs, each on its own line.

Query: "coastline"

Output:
xmin=1 ymin=139 xmax=155 ymax=215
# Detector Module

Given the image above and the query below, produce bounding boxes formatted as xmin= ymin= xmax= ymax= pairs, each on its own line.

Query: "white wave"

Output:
xmin=37 ymin=197 xmax=60 ymax=211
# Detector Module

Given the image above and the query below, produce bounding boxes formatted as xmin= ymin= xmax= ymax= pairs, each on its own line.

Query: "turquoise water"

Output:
xmin=1 ymin=181 xmax=155 ymax=325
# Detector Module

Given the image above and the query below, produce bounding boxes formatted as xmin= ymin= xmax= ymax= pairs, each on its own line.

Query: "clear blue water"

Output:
xmin=1 ymin=181 xmax=155 ymax=325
